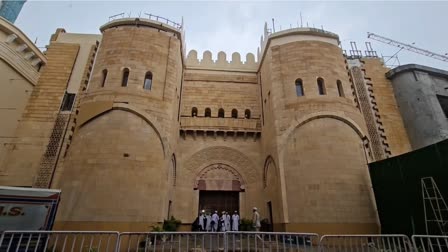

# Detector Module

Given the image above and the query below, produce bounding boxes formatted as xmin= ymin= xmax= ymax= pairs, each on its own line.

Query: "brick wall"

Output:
xmin=362 ymin=58 xmax=411 ymax=156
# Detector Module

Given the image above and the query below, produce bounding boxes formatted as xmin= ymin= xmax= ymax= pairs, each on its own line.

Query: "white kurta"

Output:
xmin=211 ymin=213 xmax=219 ymax=231
xmin=205 ymin=214 xmax=212 ymax=231
xmin=225 ymin=214 xmax=231 ymax=231
xmin=232 ymin=214 xmax=240 ymax=231
xmin=199 ymin=214 xmax=205 ymax=230
xmin=221 ymin=215 xmax=227 ymax=231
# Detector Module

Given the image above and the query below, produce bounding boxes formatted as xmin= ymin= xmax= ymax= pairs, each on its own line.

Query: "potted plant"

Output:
xmin=239 ymin=218 xmax=255 ymax=231
xmin=149 ymin=216 xmax=181 ymax=243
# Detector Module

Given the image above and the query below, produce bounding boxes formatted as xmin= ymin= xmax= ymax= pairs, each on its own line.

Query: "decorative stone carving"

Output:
xmin=198 ymin=163 xmax=242 ymax=181
xmin=185 ymin=146 xmax=259 ymax=183
xmin=195 ymin=163 xmax=243 ymax=191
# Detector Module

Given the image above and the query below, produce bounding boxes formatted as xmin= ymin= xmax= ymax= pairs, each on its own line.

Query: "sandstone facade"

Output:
xmin=0 ymin=17 xmax=414 ymax=234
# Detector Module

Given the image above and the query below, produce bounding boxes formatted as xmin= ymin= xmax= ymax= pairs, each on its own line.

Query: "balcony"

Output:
xmin=180 ymin=117 xmax=261 ymax=140
xmin=181 ymin=116 xmax=261 ymax=131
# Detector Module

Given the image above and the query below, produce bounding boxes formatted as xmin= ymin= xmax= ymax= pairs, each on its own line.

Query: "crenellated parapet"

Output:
xmin=186 ymin=50 xmax=258 ymax=72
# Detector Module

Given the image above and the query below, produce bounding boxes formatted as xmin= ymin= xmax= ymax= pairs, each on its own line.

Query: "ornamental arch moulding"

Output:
xmin=184 ymin=146 xmax=260 ymax=184
xmin=77 ymin=103 xmax=169 ymax=157
xmin=263 ymin=155 xmax=277 ymax=188
xmin=278 ymin=112 xmax=373 ymax=162
xmin=195 ymin=163 xmax=245 ymax=191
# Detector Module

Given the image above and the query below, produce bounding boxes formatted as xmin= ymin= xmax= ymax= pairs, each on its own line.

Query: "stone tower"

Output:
xmin=258 ymin=27 xmax=378 ymax=233
xmin=54 ymin=18 xmax=183 ymax=230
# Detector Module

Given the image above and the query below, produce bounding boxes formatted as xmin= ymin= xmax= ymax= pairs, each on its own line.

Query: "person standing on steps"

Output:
xmin=220 ymin=211 xmax=227 ymax=231
xmin=211 ymin=210 xmax=219 ymax=232
xmin=252 ymin=207 xmax=261 ymax=232
xmin=225 ymin=211 xmax=231 ymax=231
xmin=205 ymin=212 xmax=212 ymax=232
xmin=232 ymin=211 xmax=240 ymax=231
xmin=198 ymin=210 xmax=205 ymax=231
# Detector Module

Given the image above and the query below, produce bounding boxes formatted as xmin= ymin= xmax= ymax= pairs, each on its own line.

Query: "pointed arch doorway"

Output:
xmin=195 ymin=163 xmax=244 ymax=214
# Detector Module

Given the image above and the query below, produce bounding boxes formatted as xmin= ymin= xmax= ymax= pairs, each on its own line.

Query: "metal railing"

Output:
xmin=319 ymin=234 xmax=413 ymax=252
xmin=107 ymin=13 xmax=182 ymax=30
xmin=2 ymin=231 xmax=448 ymax=252
xmin=118 ymin=232 xmax=226 ymax=252
xmin=0 ymin=231 xmax=119 ymax=252
xmin=144 ymin=13 xmax=182 ymax=30
xmin=226 ymin=231 xmax=319 ymax=251
xmin=412 ymin=235 xmax=448 ymax=252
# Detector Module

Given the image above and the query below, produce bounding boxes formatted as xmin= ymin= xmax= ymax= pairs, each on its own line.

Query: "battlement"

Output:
xmin=186 ymin=50 xmax=258 ymax=72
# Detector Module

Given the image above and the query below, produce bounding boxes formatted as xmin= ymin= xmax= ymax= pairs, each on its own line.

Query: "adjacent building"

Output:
xmin=0 ymin=15 xmax=445 ymax=234
xmin=387 ymin=65 xmax=448 ymax=150
xmin=0 ymin=16 xmax=46 ymax=179
xmin=0 ymin=0 xmax=26 ymax=24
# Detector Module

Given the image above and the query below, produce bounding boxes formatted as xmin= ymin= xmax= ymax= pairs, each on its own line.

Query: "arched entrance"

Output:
xmin=195 ymin=163 xmax=244 ymax=213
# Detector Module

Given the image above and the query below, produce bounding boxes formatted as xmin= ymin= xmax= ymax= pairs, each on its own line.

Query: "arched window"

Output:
xmin=245 ymin=109 xmax=251 ymax=119
xmin=121 ymin=68 xmax=129 ymax=87
xmin=205 ymin=108 xmax=211 ymax=117
xmin=231 ymin=109 xmax=238 ymax=118
xmin=101 ymin=69 xmax=107 ymax=87
xmin=317 ymin=77 xmax=326 ymax=95
xmin=295 ymin=78 xmax=304 ymax=96
xmin=143 ymin=71 xmax=153 ymax=90
xmin=218 ymin=108 xmax=225 ymax=118
xmin=337 ymin=80 xmax=344 ymax=97
xmin=192 ymin=107 xmax=198 ymax=117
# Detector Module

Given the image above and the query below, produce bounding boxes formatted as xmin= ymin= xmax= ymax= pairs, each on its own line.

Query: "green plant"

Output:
xmin=261 ymin=218 xmax=270 ymax=225
xmin=240 ymin=218 xmax=255 ymax=231
xmin=163 ymin=216 xmax=181 ymax=231
xmin=260 ymin=218 xmax=272 ymax=231
xmin=151 ymin=225 xmax=164 ymax=232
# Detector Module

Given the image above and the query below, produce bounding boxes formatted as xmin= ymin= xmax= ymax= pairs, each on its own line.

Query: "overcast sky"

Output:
xmin=14 ymin=0 xmax=448 ymax=70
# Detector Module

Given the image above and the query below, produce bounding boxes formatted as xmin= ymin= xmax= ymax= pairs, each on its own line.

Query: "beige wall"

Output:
xmin=0 ymin=42 xmax=78 ymax=186
xmin=181 ymin=70 xmax=260 ymax=119
xmin=362 ymin=58 xmax=411 ymax=156
xmin=0 ymin=17 xmax=46 ymax=178
xmin=283 ymin=118 xmax=376 ymax=226
xmin=56 ymin=33 xmax=101 ymax=94
xmin=57 ymin=110 xmax=166 ymax=223
xmin=0 ymin=59 xmax=33 ymax=170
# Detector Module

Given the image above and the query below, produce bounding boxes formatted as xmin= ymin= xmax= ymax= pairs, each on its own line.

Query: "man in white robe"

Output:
xmin=252 ymin=207 xmax=261 ymax=232
xmin=225 ymin=212 xmax=231 ymax=231
xmin=232 ymin=211 xmax=240 ymax=231
xmin=211 ymin=211 xmax=219 ymax=232
xmin=205 ymin=212 xmax=212 ymax=231
xmin=220 ymin=211 xmax=227 ymax=231
xmin=198 ymin=210 xmax=205 ymax=231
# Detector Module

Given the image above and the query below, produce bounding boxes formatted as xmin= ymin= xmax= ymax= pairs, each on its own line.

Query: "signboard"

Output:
xmin=0 ymin=186 xmax=61 ymax=231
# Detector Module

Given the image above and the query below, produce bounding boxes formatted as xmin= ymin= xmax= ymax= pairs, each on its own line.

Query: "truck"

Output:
xmin=0 ymin=186 xmax=61 ymax=231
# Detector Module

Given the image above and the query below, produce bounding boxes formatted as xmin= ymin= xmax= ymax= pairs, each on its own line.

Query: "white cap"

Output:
xmin=253 ymin=207 xmax=257 ymax=211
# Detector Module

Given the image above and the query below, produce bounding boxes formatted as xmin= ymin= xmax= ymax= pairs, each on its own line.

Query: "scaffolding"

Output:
xmin=421 ymin=177 xmax=448 ymax=235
